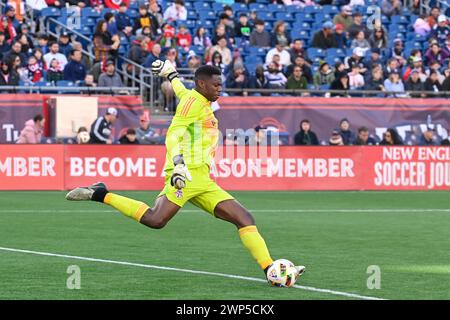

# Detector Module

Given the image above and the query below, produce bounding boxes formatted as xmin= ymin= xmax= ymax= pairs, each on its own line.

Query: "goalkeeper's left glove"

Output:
xmin=171 ymin=155 xmax=192 ymax=189
xmin=151 ymin=59 xmax=179 ymax=81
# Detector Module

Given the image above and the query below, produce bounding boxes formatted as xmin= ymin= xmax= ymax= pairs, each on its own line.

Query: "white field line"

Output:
xmin=0 ymin=209 xmax=449 ymax=213
xmin=0 ymin=246 xmax=385 ymax=301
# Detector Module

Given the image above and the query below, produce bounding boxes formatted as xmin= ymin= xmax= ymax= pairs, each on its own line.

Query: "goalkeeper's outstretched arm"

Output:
xmin=151 ymin=59 xmax=188 ymax=100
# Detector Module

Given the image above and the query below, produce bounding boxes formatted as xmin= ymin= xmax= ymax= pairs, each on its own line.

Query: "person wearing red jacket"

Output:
xmin=176 ymin=24 xmax=191 ymax=52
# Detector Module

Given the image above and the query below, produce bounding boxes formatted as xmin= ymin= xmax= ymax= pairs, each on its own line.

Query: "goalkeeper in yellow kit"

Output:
xmin=66 ymin=61 xmax=305 ymax=284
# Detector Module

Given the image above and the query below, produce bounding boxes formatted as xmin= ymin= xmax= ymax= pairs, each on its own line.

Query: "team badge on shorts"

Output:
xmin=175 ymin=189 xmax=183 ymax=199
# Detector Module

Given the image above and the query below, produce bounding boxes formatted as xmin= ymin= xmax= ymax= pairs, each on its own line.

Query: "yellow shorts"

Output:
xmin=157 ymin=164 xmax=234 ymax=215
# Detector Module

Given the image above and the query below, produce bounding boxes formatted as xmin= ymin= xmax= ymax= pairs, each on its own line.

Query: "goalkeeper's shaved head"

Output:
xmin=194 ymin=65 xmax=223 ymax=102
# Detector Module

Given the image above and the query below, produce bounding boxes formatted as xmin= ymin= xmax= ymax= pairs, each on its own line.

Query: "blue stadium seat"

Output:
xmin=314 ymin=13 xmax=332 ymax=23
xmin=231 ymin=3 xmax=248 ymax=11
xmin=322 ymin=5 xmax=339 ymax=15
xmin=307 ymin=48 xmax=326 ymax=58
xmin=267 ymin=3 xmax=285 ymax=12
xmin=187 ymin=10 xmax=197 ymax=19
xmin=212 ymin=2 xmax=224 ymax=12
xmin=304 ymin=5 xmax=321 ymax=14
xmin=81 ymin=7 xmax=100 ymax=18
xmin=275 ymin=12 xmax=295 ymax=22
xmin=197 ymin=10 xmax=216 ymax=21
xmin=35 ymin=81 xmax=53 ymax=87
xmin=290 ymin=30 xmax=310 ymax=41
xmin=185 ymin=19 xmax=196 ymax=28
xmin=259 ymin=11 xmax=276 ymax=22
xmin=80 ymin=17 xmax=95 ymax=27
xmin=56 ymin=81 xmax=75 ymax=87
xmin=249 ymin=3 xmax=266 ymax=11
xmin=40 ymin=7 xmax=61 ymax=19
xmin=128 ymin=9 xmax=139 ymax=19
xmin=295 ymin=13 xmax=315 ymax=22
xmin=41 ymin=137 xmax=58 ymax=144
xmin=285 ymin=5 xmax=302 ymax=14
xmin=325 ymin=56 xmax=342 ymax=66
xmin=76 ymin=25 xmax=92 ymax=35
xmin=327 ymin=48 xmax=346 ymax=58
xmin=194 ymin=2 xmax=211 ymax=10
xmin=245 ymin=55 xmax=263 ymax=64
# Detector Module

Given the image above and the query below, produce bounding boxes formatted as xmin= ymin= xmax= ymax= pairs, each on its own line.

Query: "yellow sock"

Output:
xmin=239 ymin=225 xmax=273 ymax=270
xmin=104 ymin=193 xmax=149 ymax=222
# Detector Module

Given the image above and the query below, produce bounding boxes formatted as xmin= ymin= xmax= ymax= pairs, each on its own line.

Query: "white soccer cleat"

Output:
xmin=294 ymin=265 xmax=306 ymax=279
xmin=65 ymin=182 xmax=107 ymax=201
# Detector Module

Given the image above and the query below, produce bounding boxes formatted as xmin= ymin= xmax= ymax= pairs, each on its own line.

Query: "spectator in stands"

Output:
xmin=135 ymin=112 xmax=160 ymax=145
xmin=226 ymin=65 xmax=251 ymax=96
xmin=334 ymin=61 xmax=346 ymax=77
xmin=430 ymin=15 xmax=449 ymax=47
xmin=380 ymin=128 xmax=403 ymax=145
xmin=104 ymin=12 xmax=119 ymax=37
xmin=311 ymin=21 xmax=337 ymax=50
xmin=16 ymin=114 xmax=45 ymax=144
xmin=163 ymin=0 xmax=187 ymax=23
xmin=351 ymin=31 xmax=370 ymax=53
xmin=194 ymin=27 xmax=212 ymax=49
xmin=365 ymin=48 xmax=383 ymax=71
xmin=17 ymin=24 xmax=34 ymax=49
xmin=389 ymin=38 xmax=407 ymax=69
xmin=333 ymin=5 xmax=353 ymax=31
xmin=332 ymin=24 xmax=348 ymax=49
xmin=128 ymin=35 xmax=149 ymax=66
xmin=265 ymin=43 xmax=291 ymax=68
xmin=157 ymin=23 xmax=176 ymax=49
xmin=72 ymin=41 xmax=91 ymax=70
xmin=36 ymin=34 xmax=49 ymax=55
xmin=0 ymin=59 xmax=19 ymax=86
xmin=369 ymin=26 xmax=388 ymax=49
xmin=271 ymin=21 xmax=291 ymax=48
xmin=427 ymin=7 xmax=441 ymax=29
xmin=149 ymin=0 xmax=164 ymax=28
xmin=98 ymin=60 xmax=123 ymax=87
xmin=119 ymin=128 xmax=140 ymax=145
xmin=16 ymin=34 xmax=32 ymax=61
xmin=419 ymin=127 xmax=439 ymax=146
xmin=384 ymin=70 xmax=406 ymax=97
xmin=338 ymin=118 xmax=356 ymax=145
xmin=46 ymin=58 xmax=64 ymax=83
xmin=355 ymin=126 xmax=377 ymax=145
xmin=294 ymin=119 xmax=319 ymax=146
xmin=313 ymin=61 xmax=334 ymax=88
xmin=249 ymin=65 xmax=268 ymax=93
xmin=2 ymin=5 xmax=18 ymax=31
xmin=0 ymin=32 xmax=10 ymax=59
xmin=409 ymin=0 xmax=421 ymax=15
xmin=32 ymin=48 xmax=45 ymax=70
xmin=383 ymin=58 xmax=400 ymax=79
xmin=4 ymin=41 xmax=26 ymax=67
xmin=363 ymin=66 xmax=385 ymax=92
xmin=264 ymin=61 xmax=287 ymax=89
xmin=286 ymin=55 xmax=312 ymax=82
xmin=143 ymin=43 xmax=161 ymax=68
xmin=216 ymin=13 xmax=235 ymax=43
xmin=207 ymin=51 xmax=226 ymax=84
xmin=424 ymin=42 xmax=450 ymax=66
xmin=235 ymin=13 xmax=252 ymax=43
xmin=413 ymin=14 xmax=431 ymax=37
xmin=89 ymin=107 xmax=117 ymax=144
xmin=348 ymin=12 xmax=371 ymax=40
xmin=288 ymin=39 xmax=307 ymax=61
xmin=443 ymin=69 xmax=450 ymax=92
xmin=0 ymin=16 xmax=15 ymax=45
xmin=405 ymin=69 xmax=426 ymax=98
xmin=93 ymin=20 xmax=120 ymax=63
xmin=330 ymin=72 xmax=350 ymax=97
xmin=22 ymin=55 xmax=43 ymax=84
xmin=210 ymin=36 xmax=232 ymax=66
xmin=64 ymin=0 xmax=88 ymax=7
xmin=176 ymin=24 xmax=192 ymax=53
xmin=424 ymin=70 xmax=443 ymax=97
xmin=441 ymin=129 xmax=450 ymax=146
xmin=286 ymin=65 xmax=308 ymax=93
xmin=211 ymin=24 xmax=228 ymax=46
xmin=348 ymin=64 xmax=365 ymax=90
xmin=58 ymin=31 xmax=72 ymax=57
xmin=250 ymin=19 xmax=271 ymax=48
xmin=329 ymin=129 xmax=344 ymax=146
xmin=43 ymin=41 xmax=68 ymax=70
xmin=80 ymin=73 xmax=96 ymax=89
xmin=344 ymin=47 xmax=366 ymax=73
xmin=133 ymin=4 xmax=159 ymax=37
xmin=426 ymin=60 xmax=446 ymax=84
xmin=64 ymin=49 xmax=86 ymax=83
xmin=115 ymin=2 xmax=133 ymax=36
xmin=222 ymin=5 xmax=235 ymax=29
xmin=381 ymin=0 xmax=402 ymax=17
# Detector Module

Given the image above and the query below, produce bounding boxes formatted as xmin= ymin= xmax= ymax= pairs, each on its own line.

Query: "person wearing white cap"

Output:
xmin=89 ymin=107 xmax=118 ymax=144
xmin=430 ymin=15 xmax=449 ymax=46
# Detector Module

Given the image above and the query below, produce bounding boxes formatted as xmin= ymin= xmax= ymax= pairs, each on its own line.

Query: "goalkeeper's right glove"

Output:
xmin=151 ymin=59 xmax=179 ymax=81
xmin=171 ymin=155 xmax=192 ymax=189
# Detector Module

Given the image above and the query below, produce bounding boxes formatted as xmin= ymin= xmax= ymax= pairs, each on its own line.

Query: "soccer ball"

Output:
xmin=77 ymin=131 xmax=90 ymax=144
xmin=266 ymin=259 xmax=299 ymax=287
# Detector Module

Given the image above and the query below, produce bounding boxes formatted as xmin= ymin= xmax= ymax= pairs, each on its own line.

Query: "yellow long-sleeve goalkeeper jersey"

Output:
xmin=164 ymin=78 xmax=219 ymax=171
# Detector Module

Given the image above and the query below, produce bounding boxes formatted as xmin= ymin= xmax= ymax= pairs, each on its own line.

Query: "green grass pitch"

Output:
xmin=0 ymin=190 xmax=449 ymax=300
